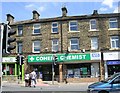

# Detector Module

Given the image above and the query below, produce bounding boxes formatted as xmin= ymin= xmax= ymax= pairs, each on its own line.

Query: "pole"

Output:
xmin=0 ymin=24 xmax=4 ymax=92
xmin=19 ymin=55 xmax=21 ymax=83
xmin=17 ymin=54 xmax=21 ymax=84
xmin=52 ymin=61 xmax=54 ymax=85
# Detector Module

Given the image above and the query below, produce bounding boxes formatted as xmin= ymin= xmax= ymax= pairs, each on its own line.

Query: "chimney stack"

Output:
xmin=32 ymin=10 xmax=40 ymax=19
xmin=6 ymin=14 xmax=14 ymax=24
xmin=62 ymin=7 xmax=68 ymax=17
xmin=93 ymin=10 xmax=98 ymax=15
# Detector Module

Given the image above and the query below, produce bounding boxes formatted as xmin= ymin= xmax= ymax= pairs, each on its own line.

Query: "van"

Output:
xmin=87 ymin=72 xmax=120 ymax=93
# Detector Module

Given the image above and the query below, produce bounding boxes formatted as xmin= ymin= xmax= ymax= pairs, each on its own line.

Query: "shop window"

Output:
xmin=67 ymin=64 xmax=91 ymax=78
xmin=2 ymin=64 xmax=15 ymax=75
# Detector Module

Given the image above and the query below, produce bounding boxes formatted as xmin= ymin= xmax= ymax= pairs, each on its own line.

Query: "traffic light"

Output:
xmin=16 ymin=55 xmax=20 ymax=63
xmin=16 ymin=54 xmax=24 ymax=65
xmin=2 ymin=24 xmax=16 ymax=54
xmin=53 ymin=55 xmax=58 ymax=65
xmin=54 ymin=56 xmax=58 ymax=62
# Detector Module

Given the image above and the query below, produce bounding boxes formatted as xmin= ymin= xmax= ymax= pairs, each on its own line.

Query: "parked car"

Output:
xmin=87 ymin=72 xmax=120 ymax=93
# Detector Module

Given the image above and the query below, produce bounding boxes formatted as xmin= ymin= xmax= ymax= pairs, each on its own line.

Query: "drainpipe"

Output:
xmin=60 ymin=21 xmax=63 ymax=53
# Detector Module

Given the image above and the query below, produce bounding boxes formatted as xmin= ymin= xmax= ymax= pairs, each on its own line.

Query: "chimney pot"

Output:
xmin=32 ymin=10 xmax=40 ymax=19
xmin=93 ymin=10 xmax=98 ymax=15
xmin=62 ymin=7 xmax=68 ymax=17
xmin=6 ymin=14 xmax=14 ymax=24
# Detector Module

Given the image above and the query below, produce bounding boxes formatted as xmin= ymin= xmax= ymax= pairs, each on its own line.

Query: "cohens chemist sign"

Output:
xmin=28 ymin=53 xmax=90 ymax=63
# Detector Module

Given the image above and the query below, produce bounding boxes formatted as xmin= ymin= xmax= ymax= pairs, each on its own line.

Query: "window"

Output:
xmin=110 ymin=36 xmax=120 ymax=48
xmin=70 ymin=38 xmax=79 ymax=50
xmin=18 ymin=25 xmax=23 ymax=36
xmin=109 ymin=18 xmax=118 ymax=28
xmin=17 ymin=42 xmax=23 ymax=54
xmin=33 ymin=41 xmax=40 ymax=53
xmin=52 ymin=39 xmax=59 ymax=52
xmin=69 ymin=21 xmax=78 ymax=31
xmin=33 ymin=24 xmax=40 ymax=34
xmin=2 ymin=64 xmax=15 ymax=75
xmin=91 ymin=37 xmax=98 ymax=50
xmin=67 ymin=64 xmax=91 ymax=78
xmin=52 ymin=22 xmax=58 ymax=33
xmin=90 ymin=19 xmax=97 ymax=30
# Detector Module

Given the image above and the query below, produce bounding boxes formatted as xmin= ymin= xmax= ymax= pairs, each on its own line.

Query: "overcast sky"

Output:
xmin=1 ymin=0 xmax=120 ymax=22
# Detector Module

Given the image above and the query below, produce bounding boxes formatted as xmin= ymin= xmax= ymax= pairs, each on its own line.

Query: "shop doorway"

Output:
xmin=32 ymin=64 xmax=59 ymax=81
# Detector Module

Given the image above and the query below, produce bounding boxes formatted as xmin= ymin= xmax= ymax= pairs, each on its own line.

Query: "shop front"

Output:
xmin=28 ymin=52 xmax=101 ymax=82
xmin=2 ymin=57 xmax=24 ymax=82
xmin=104 ymin=52 xmax=120 ymax=79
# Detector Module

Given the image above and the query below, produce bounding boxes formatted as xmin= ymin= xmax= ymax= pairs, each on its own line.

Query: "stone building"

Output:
xmin=2 ymin=7 xmax=120 ymax=83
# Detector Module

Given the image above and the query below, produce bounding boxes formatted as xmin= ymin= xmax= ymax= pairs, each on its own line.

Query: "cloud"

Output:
xmin=38 ymin=6 xmax=46 ymax=12
xmin=25 ymin=3 xmax=46 ymax=13
xmin=25 ymin=4 xmax=36 ymax=10
xmin=113 ymin=6 xmax=120 ymax=13
xmin=99 ymin=7 xmax=108 ymax=12
xmin=102 ymin=0 xmax=114 ymax=8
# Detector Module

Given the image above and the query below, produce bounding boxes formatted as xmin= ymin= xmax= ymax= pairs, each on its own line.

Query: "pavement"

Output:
xmin=2 ymin=80 xmax=94 ymax=87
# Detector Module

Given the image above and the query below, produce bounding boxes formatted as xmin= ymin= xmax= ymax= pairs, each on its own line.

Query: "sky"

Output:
xmin=1 ymin=0 xmax=120 ymax=23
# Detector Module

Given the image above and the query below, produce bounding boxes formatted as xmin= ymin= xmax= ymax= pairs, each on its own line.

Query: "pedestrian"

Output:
xmin=28 ymin=73 xmax=32 ymax=87
xmin=64 ymin=70 xmax=68 ymax=84
xmin=30 ymin=70 xmax=37 ymax=87
xmin=25 ymin=72 xmax=29 ymax=87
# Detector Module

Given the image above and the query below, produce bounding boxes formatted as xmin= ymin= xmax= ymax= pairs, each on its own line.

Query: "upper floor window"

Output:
xmin=91 ymin=37 xmax=98 ymax=50
xmin=52 ymin=22 xmax=58 ymax=33
xmin=17 ymin=42 xmax=23 ymax=54
xmin=18 ymin=25 xmax=23 ymax=36
xmin=52 ymin=39 xmax=59 ymax=52
xmin=109 ymin=18 xmax=118 ymax=29
xmin=32 ymin=40 xmax=40 ymax=53
xmin=70 ymin=38 xmax=79 ymax=50
xmin=110 ymin=36 xmax=120 ymax=49
xmin=90 ymin=19 xmax=97 ymax=30
xmin=69 ymin=21 xmax=78 ymax=31
xmin=33 ymin=24 xmax=40 ymax=34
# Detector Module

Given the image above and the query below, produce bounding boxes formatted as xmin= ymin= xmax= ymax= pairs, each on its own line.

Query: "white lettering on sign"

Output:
xmin=65 ymin=55 xmax=86 ymax=60
xmin=2 ymin=57 xmax=16 ymax=62
xmin=36 ymin=56 xmax=53 ymax=61
xmin=104 ymin=52 xmax=120 ymax=60
xmin=90 ymin=52 xmax=101 ymax=60
xmin=60 ymin=56 xmax=64 ymax=60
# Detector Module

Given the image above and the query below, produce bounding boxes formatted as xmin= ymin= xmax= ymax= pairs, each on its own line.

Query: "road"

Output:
xmin=1 ymin=82 xmax=92 ymax=93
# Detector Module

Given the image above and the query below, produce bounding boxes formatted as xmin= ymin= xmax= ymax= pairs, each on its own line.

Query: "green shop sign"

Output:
xmin=28 ymin=53 xmax=91 ymax=63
